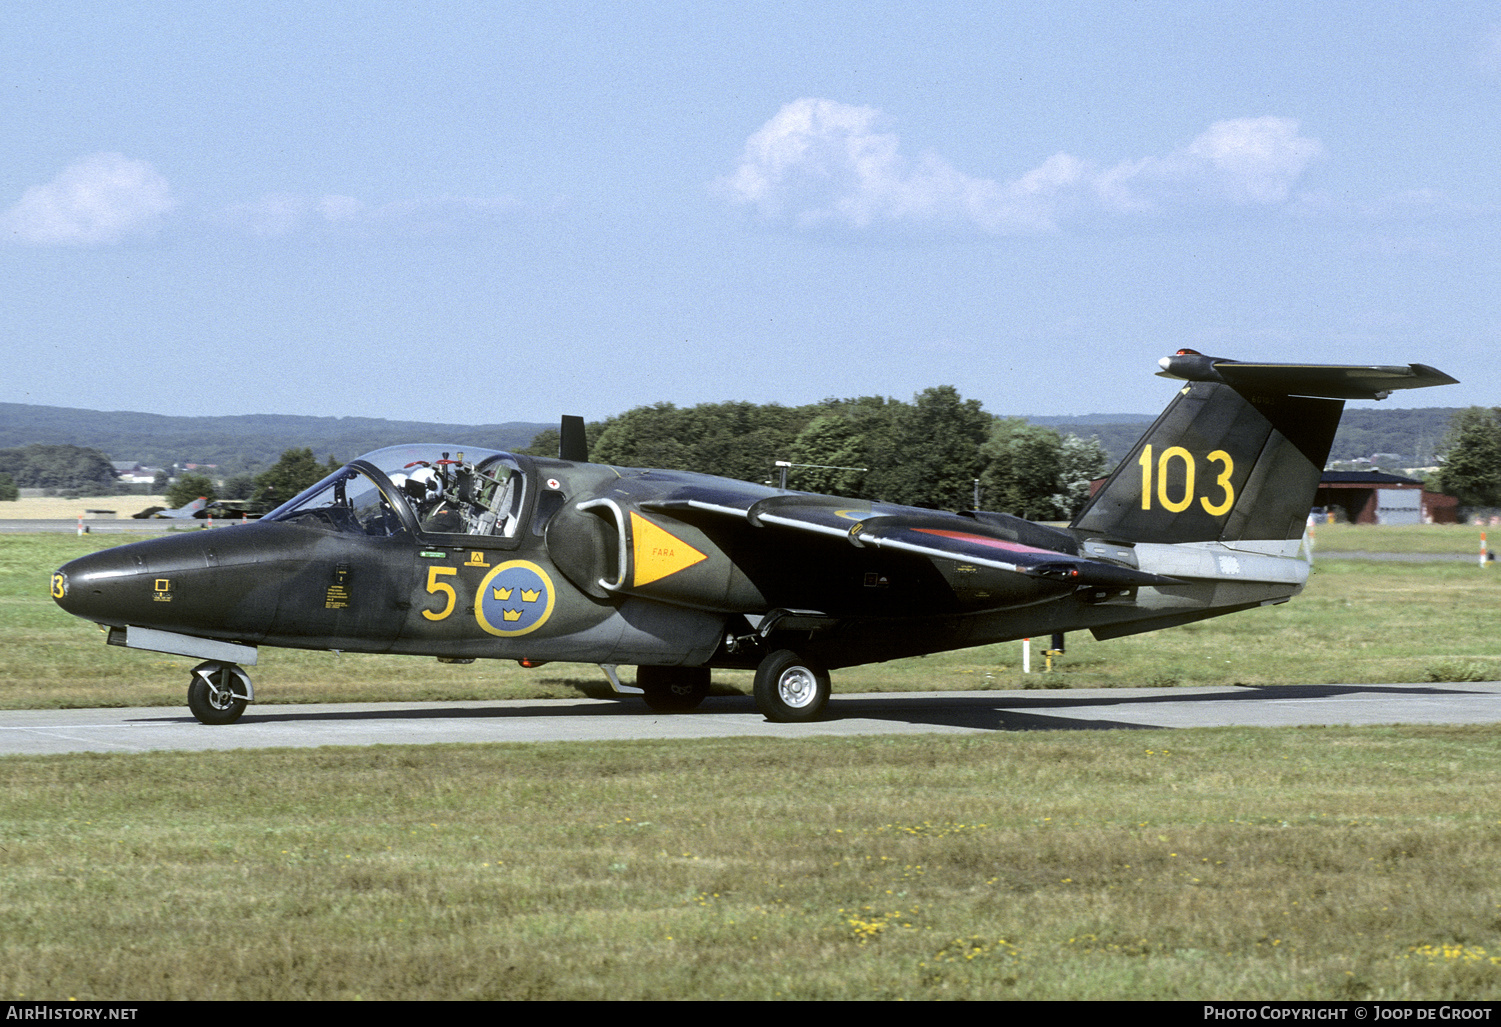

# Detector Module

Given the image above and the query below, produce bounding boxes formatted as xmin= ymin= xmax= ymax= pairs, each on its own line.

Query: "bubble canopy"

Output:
xmin=262 ymin=445 xmax=531 ymax=540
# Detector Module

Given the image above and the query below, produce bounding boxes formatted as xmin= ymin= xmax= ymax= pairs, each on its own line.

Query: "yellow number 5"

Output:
xmin=422 ymin=566 xmax=458 ymax=621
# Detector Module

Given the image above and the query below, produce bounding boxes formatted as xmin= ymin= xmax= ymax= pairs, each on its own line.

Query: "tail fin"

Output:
xmin=1071 ymin=351 xmax=1458 ymax=545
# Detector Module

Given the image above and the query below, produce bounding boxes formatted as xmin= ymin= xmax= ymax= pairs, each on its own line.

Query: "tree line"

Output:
xmin=164 ymin=389 xmax=1110 ymax=519
xmin=165 ymin=449 xmax=341 ymax=510
xmin=521 ymin=388 xmax=1110 ymax=518
xmin=0 ymin=397 xmax=1469 ymax=499
xmin=0 ymin=442 xmax=343 ymax=510
xmin=1427 ymin=407 xmax=1501 ymax=508
xmin=0 ymin=403 xmax=547 ymax=479
xmin=8 ymin=400 xmax=1501 ymax=519
xmin=0 ymin=444 xmax=118 ymax=492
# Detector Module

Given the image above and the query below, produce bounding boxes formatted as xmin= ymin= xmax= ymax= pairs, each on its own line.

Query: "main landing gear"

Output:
xmin=637 ymin=665 xmax=711 ymax=712
xmin=186 ymin=661 xmax=253 ymax=725
xmin=752 ymin=649 xmax=830 ymax=723
xmin=634 ymin=650 xmax=831 ymax=722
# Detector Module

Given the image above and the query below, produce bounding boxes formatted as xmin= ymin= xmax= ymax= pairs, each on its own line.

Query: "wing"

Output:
xmin=644 ymin=491 xmax=1175 ymax=589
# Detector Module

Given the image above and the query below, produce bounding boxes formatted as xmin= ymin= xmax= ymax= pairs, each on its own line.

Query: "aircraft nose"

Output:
xmin=51 ymin=546 xmax=149 ymax=625
xmin=51 ymin=527 xmax=282 ymax=642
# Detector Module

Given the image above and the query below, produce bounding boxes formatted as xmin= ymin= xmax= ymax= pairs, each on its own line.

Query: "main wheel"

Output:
xmin=637 ymin=665 xmax=711 ymax=712
xmin=753 ymin=650 xmax=830 ymax=723
xmin=187 ymin=662 xmax=249 ymax=725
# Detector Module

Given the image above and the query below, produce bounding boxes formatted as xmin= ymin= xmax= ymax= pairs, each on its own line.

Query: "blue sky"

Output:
xmin=2 ymin=1 xmax=1496 ymax=426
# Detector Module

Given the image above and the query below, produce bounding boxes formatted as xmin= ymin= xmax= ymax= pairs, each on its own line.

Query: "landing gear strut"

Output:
xmin=753 ymin=650 xmax=830 ymax=723
xmin=186 ymin=661 xmax=253 ymax=725
xmin=637 ymin=665 xmax=711 ymax=712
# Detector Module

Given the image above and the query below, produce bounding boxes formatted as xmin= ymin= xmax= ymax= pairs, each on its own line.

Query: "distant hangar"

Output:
xmin=1087 ymin=469 xmax=1457 ymax=525
xmin=1313 ymin=471 xmax=1457 ymax=525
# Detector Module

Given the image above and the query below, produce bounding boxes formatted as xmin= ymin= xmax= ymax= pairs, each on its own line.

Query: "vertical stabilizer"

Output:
xmin=1071 ymin=352 xmax=1457 ymax=546
xmin=1071 ymin=381 xmax=1342 ymax=544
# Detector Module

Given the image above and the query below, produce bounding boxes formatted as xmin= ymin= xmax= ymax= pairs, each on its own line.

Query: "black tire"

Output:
xmin=637 ymin=665 xmax=711 ymax=712
xmin=753 ymin=650 xmax=830 ymax=723
xmin=187 ymin=663 xmax=248 ymax=725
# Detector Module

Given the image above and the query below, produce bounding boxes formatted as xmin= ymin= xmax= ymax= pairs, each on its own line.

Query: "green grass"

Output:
xmin=6 ymin=531 xmax=1500 ymax=710
xmin=6 ymin=528 xmax=1501 ymax=1000
xmin=1310 ymin=521 xmax=1494 ymax=555
xmin=3 ymin=728 xmax=1500 ymax=1000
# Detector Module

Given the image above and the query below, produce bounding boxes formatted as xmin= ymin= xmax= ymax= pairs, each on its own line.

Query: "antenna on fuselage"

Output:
xmin=559 ymin=415 xmax=588 ymax=462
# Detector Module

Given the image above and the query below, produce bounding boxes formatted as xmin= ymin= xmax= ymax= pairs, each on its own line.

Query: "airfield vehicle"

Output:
xmin=51 ymin=351 xmax=1456 ymax=724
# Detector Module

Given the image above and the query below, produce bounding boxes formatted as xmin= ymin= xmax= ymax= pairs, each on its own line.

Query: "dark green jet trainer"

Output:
xmin=51 ymin=352 xmax=1457 ymax=725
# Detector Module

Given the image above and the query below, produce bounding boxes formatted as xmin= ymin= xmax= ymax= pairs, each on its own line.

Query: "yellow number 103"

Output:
xmin=1137 ymin=445 xmax=1235 ymax=516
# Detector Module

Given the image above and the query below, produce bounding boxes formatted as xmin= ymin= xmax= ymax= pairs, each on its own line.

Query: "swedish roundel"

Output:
xmin=476 ymin=560 xmax=556 ymax=637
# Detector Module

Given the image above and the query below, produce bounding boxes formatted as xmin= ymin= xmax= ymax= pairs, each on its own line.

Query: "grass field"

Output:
xmin=3 ymin=526 xmax=1500 ymax=1000
xmin=1 ymin=496 xmax=168 ymax=520
xmin=1309 ymin=521 xmax=1497 ymax=556
xmin=3 ymin=728 xmax=1500 ymax=1000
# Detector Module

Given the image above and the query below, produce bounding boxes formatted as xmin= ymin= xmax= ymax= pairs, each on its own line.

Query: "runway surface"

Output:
xmin=3 ymin=682 xmax=1500 ymax=756
xmin=0 ymin=519 xmax=202 ymax=534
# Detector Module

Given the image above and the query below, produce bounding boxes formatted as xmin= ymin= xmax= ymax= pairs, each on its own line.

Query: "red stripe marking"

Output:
xmin=910 ymin=529 xmax=1058 ymax=556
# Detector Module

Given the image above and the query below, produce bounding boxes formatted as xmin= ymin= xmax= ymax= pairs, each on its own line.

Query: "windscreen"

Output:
xmin=261 ymin=465 xmax=405 ymax=536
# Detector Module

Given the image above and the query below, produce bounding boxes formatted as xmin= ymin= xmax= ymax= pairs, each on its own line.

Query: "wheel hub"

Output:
xmin=777 ymin=666 xmax=817 ymax=708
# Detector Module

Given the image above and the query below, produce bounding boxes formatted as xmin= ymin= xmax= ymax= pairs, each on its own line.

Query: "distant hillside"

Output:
xmin=0 ymin=403 xmax=554 ymax=477
xmin=1025 ymin=407 xmax=1466 ymax=468
xmin=1321 ymin=406 xmax=1461 ymax=466
xmin=0 ymin=400 xmax=1471 ymax=480
xmin=1024 ymin=414 xmax=1157 ymax=467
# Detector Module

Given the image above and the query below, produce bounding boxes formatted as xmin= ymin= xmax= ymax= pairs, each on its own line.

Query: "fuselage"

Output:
xmin=51 ymin=441 xmax=1305 ymax=673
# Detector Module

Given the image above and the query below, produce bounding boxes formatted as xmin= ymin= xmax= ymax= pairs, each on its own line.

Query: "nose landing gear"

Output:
xmin=187 ymin=661 xmax=254 ymax=725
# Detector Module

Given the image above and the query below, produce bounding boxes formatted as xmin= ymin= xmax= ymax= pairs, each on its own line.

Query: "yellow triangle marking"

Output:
xmin=630 ymin=511 xmax=707 ymax=587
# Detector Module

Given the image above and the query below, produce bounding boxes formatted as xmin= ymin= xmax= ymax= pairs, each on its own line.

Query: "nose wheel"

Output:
xmin=187 ymin=661 xmax=253 ymax=725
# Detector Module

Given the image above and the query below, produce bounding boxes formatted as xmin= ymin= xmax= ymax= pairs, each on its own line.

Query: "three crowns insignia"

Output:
xmin=494 ymin=584 xmax=543 ymax=621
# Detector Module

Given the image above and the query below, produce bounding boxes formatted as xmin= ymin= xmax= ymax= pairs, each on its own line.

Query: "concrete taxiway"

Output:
xmin=2 ymin=682 xmax=1499 ymax=756
xmin=0 ymin=519 xmax=195 ymax=534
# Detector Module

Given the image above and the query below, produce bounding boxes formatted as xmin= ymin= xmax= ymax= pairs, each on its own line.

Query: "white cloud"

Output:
xmin=3 ymin=153 xmax=176 ymax=245
xmin=214 ymin=193 xmax=316 ymax=238
xmin=211 ymin=192 xmax=523 ymax=239
xmin=1115 ymin=116 xmax=1325 ymax=208
xmin=717 ymin=100 xmax=1324 ymax=235
xmin=5 ymin=153 xmax=526 ymax=246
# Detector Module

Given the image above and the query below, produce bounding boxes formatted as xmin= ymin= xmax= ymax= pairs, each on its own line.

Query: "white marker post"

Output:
xmin=1022 ymin=638 xmax=1031 ymax=674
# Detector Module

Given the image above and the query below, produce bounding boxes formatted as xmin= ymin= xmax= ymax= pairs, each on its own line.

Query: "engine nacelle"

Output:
xmin=546 ymin=497 xmax=767 ymax=611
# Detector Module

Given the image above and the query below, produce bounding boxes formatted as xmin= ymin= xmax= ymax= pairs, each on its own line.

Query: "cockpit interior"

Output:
xmin=263 ymin=445 xmax=533 ymax=541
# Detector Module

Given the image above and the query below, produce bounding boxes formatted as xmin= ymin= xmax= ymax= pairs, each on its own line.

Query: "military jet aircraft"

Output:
xmin=136 ymin=496 xmax=208 ymax=519
xmin=51 ymin=351 xmax=1457 ymax=725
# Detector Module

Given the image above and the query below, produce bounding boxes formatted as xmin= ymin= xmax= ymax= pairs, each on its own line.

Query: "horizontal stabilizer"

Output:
xmin=1156 ymin=349 xmax=1459 ymax=400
